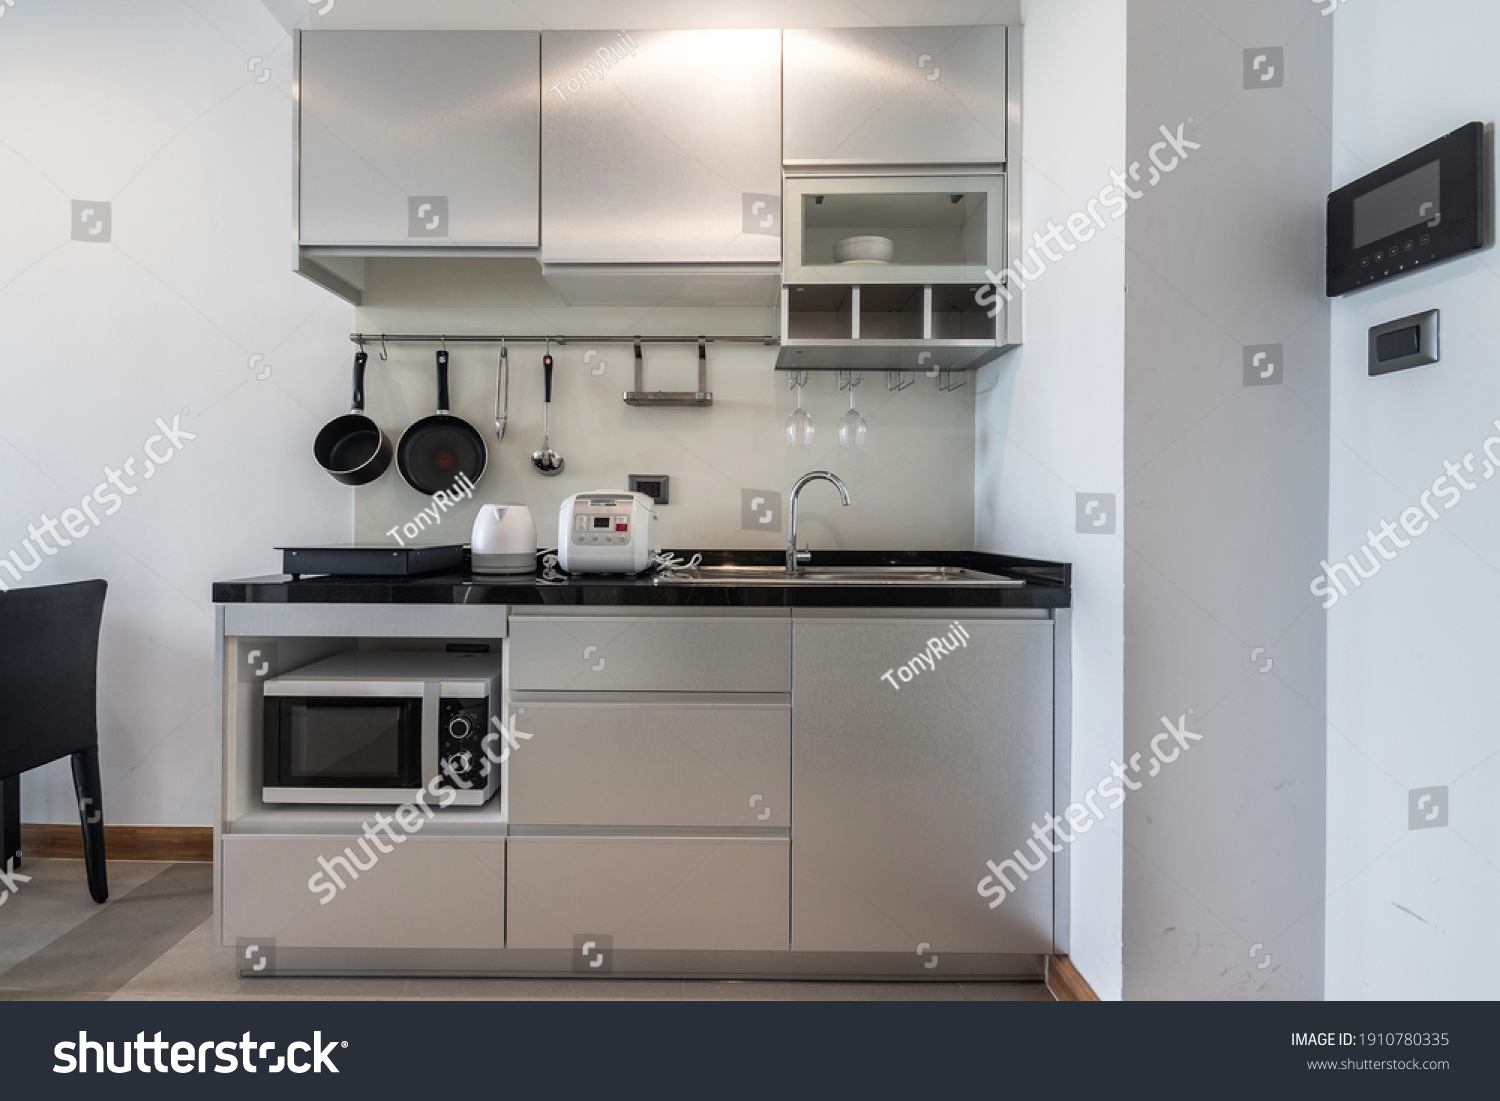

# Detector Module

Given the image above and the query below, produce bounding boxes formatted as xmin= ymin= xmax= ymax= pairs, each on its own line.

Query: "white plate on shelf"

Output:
xmin=833 ymin=235 xmax=894 ymax=264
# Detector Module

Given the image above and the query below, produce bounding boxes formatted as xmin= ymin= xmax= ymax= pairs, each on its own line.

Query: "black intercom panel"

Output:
xmin=1327 ymin=122 xmax=1487 ymax=297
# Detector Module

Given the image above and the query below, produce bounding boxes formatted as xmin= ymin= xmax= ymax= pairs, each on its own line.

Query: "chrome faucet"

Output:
xmin=787 ymin=471 xmax=851 ymax=574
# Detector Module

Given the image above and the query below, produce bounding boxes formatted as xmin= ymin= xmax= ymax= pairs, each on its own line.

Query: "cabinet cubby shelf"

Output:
xmin=775 ymin=283 xmax=1006 ymax=371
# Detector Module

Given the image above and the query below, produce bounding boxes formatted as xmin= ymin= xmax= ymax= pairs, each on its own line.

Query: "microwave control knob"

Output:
xmin=444 ymin=751 xmax=474 ymax=776
xmin=447 ymin=713 xmax=476 ymax=740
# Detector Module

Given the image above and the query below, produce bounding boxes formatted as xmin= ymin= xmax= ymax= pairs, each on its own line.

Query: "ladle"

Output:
xmin=531 ymin=347 xmax=564 ymax=477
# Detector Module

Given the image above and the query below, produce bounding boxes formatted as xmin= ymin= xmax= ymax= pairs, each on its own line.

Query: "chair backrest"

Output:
xmin=0 ymin=579 xmax=107 ymax=778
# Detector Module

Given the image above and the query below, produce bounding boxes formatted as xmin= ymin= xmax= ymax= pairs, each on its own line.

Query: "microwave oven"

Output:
xmin=261 ymin=652 xmax=502 ymax=807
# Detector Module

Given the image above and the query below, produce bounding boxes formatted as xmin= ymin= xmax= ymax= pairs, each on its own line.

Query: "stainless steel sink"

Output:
xmin=652 ymin=564 xmax=1024 ymax=586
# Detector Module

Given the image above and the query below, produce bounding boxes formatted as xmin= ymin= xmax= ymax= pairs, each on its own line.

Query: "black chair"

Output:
xmin=0 ymin=579 xmax=108 ymax=903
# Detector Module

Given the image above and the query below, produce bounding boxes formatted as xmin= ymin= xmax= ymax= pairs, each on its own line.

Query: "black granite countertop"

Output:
xmin=212 ymin=549 xmax=1071 ymax=609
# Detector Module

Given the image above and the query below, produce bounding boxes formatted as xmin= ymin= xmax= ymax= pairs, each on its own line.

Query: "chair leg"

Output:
xmin=1 ymin=774 xmax=18 ymax=873
xmin=70 ymin=748 xmax=108 ymax=904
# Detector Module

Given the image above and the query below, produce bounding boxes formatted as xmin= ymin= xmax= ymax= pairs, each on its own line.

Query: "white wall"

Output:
xmin=0 ymin=0 xmax=354 ymax=826
xmin=1122 ymin=0 xmax=1332 ymax=1001
xmin=1325 ymin=1 xmax=1500 ymax=1000
xmin=976 ymin=0 xmax=1127 ymax=999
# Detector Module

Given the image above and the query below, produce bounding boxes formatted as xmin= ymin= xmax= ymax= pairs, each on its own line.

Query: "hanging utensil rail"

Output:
xmin=349 ymin=334 xmax=775 ymax=409
xmin=350 ymin=334 xmax=777 ymax=346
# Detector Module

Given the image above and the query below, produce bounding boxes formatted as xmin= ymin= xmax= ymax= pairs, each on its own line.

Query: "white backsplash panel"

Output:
xmin=352 ymin=259 xmax=975 ymax=553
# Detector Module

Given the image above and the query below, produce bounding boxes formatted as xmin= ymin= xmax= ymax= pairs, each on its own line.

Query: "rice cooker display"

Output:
xmin=571 ymin=499 xmax=633 ymax=547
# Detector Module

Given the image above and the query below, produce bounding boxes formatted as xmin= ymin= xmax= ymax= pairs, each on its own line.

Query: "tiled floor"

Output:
xmin=0 ymin=860 xmax=1054 ymax=1002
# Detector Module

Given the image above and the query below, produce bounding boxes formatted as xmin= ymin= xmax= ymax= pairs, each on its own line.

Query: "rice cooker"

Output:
xmin=557 ymin=492 xmax=655 ymax=574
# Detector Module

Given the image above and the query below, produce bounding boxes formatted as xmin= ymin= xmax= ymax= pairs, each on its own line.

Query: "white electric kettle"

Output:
xmin=470 ymin=504 xmax=537 ymax=575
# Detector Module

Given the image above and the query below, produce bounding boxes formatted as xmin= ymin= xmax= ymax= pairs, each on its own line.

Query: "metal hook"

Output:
xmin=440 ymin=335 xmax=447 ymax=353
xmin=838 ymin=370 xmax=863 ymax=391
xmin=786 ymin=369 xmax=809 ymax=390
xmin=378 ymin=335 xmax=388 ymax=362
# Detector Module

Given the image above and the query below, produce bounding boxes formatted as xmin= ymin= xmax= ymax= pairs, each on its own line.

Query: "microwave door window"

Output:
xmin=283 ymin=700 xmax=420 ymax=786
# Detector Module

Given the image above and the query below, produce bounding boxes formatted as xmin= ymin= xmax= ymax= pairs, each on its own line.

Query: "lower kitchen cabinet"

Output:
xmin=506 ymin=836 xmax=789 ymax=951
xmin=507 ymin=694 xmax=790 ymax=828
xmin=791 ymin=615 xmax=1056 ymax=954
xmin=221 ymin=836 xmax=506 ymax=950
xmin=507 ymin=612 xmax=791 ymax=693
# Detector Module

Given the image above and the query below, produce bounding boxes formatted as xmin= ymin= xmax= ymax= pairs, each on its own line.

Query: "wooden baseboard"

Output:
xmin=19 ymin=824 xmax=213 ymax=863
xmin=1048 ymin=954 xmax=1101 ymax=1001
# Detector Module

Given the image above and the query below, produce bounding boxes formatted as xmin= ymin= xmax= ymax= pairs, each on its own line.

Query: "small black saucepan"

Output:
xmin=396 ymin=349 xmax=488 ymax=495
xmin=314 ymin=350 xmax=392 ymax=485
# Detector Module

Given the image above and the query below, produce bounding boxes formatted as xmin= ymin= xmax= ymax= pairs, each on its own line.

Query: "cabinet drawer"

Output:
xmin=507 ymin=836 xmax=788 ymax=951
xmin=508 ymin=695 xmax=789 ymax=827
xmin=508 ymin=615 xmax=790 ymax=692
xmin=222 ymin=836 xmax=505 ymax=949
xmin=222 ymin=603 xmax=508 ymax=638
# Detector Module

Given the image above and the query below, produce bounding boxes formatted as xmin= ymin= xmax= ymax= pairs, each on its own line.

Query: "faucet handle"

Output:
xmin=794 ymin=540 xmax=811 ymax=563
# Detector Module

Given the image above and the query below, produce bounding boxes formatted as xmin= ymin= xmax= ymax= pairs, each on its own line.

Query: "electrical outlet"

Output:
xmin=629 ymin=475 xmax=670 ymax=505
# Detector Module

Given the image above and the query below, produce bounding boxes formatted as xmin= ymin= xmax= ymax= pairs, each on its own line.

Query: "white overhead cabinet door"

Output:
xmin=783 ymin=26 xmax=1008 ymax=166
xmin=298 ymin=31 xmax=540 ymax=247
xmin=540 ymin=29 xmax=782 ymax=263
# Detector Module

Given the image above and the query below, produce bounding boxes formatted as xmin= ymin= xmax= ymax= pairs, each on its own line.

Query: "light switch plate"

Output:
xmin=1369 ymin=309 xmax=1439 ymax=376
xmin=628 ymin=474 xmax=670 ymax=504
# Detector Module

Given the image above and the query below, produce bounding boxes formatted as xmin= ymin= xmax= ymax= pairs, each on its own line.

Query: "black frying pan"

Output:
xmin=396 ymin=349 xmax=488 ymax=495
xmin=314 ymin=350 xmax=392 ymax=485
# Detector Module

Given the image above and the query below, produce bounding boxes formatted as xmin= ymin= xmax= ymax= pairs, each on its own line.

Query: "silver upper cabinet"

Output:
xmin=783 ymin=26 xmax=1008 ymax=167
xmin=540 ymin=29 xmax=782 ymax=263
xmin=297 ymin=31 xmax=540 ymax=248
